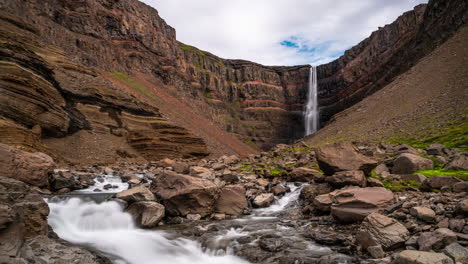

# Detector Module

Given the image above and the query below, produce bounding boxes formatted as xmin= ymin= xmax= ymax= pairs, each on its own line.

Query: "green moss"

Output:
xmin=414 ymin=169 xmax=468 ymax=181
xmin=244 ymin=140 xmax=255 ymax=146
xmin=269 ymin=168 xmax=283 ymax=177
xmin=109 ymin=72 xmax=157 ymax=101
xmin=370 ymin=169 xmax=380 ymax=178
xmin=218 ymin=59 xmax=225 ymax=68
xmin=179 ymin=44 xmax=206 ymax=56
xmin=383 ymin=182 xmax=406 ymax=192
xmin=204 ymin=92 xmax=213 ymax=100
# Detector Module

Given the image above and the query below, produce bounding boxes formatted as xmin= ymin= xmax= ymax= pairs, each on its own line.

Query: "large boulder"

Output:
xmin=315 ymin=142 xmax=377 ymax=176
xmin=0 ymin=144 xmax=55 ymax=187
xmin=326 ymin=170 xmax=367 ymax=187
xmin=151 ymin=171 xmax=219 ymax=217
xmin=330 ymin=187 xmax=395 ymax=223
xmin=392 ymin=153 xmax=433 ymax=174
xmin=127 ymin=201 xmax=165 ymax=228
xmin=424 ymin=176 xmax=462 ymax=190
xmin=253 ymin=193 xmax=274 ymax=208
xmin=289 ymin=167 xmax=323 ymax=182
xmin=393 ymin=250 xmax=454 ymax=264
xmin=445 ymin=155 xmax=468 ymax=170
xmin=215 ymin=185 xmax=248 ymax=216
xmin=356 ymin=213 xmax=409 ymax=251
xmin=116 ymin=185 xmax=155 ymax=203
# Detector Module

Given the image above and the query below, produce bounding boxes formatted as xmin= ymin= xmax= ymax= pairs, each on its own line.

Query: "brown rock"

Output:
xmin=271 ymin=184 xmax=289 ymax=196
xmin=190 ymin=166 xmax=215 ymax=180
xmin=392 ymin=153 xmax=433 ymax=174
xmin=400 ymin=174 xmax=427 ymax=184
xmin=393 ymin=250 xmax=454 ymax=264
xmin=253 ymin=193 xmax=274 ymax=208
xmin=315 ymin=142 xmax=377 ymax=176
xmin=330 ymin=187 xmax=395 ymax=223
xmin=445 ymin=155 xmax=468 ymax=170
xmin=127 ymin=201 xmax=165 ymax=228
xmin=116 ymin=185 xmax=155 ymax=203
xmin=409 ymin=206 xmax=436 ymax=222
xmin=425 ymin=176 xmax=462 ymax=189
xmin=215 ymin=185 xmax=247 ymax=216
xmin=453 ymin=182 xmax=468 ymax=193
xmin=326 ymin=170 xmax=367 ymax=187
xmin=158 ymin=158 xmax=176 ymax=168
xmin=418 ymin=228 xmax=457 ymax=251
xmin=314 ymin=193 xmax=334 ymax=212
xmin=356 ymin=213 xmax=409 ymax=251
xmin=151 ymin=171 xmax=218 ymax=217
xmin=0 ymin=144 xmax=55 ymax=187
xmin=367 ymin=178 xmax=384 ymax=187
xmin=289 ymin=167 xmax=323 ymax=182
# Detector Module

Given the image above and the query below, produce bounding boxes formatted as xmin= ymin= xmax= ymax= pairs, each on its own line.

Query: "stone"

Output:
xmin=173 ymin=162 xmax=190 ymax=174
xmin=305 ymin=229 xmax=347 ymax=245
xmin=0 ymin=144 xmax=55 ymax=187
xmin=448 ymin=219 xmax=465 ymax=233
xmin=215 ymin=185 xmax=248 ymax=216
xmin=213 ymin=213 xmax=226 ymax=220
xmin=330 ymin=187 xmax=395 ymax=223
xmin=301 ymin=184 xmax=333 ymax=202
xmin=116 ymin=185 xmax=155 ymax=203
xmin=0 ymin=204 xmax=14 ymax=230
xmin=400 ymin=174 xmax=427 ymax=184
xmin=426 ymin=144 xmax=445 ymax=156
xmin=314 ymin=193 xmax=334 ymax=212
xmin=315 ymin=142 xmax=377 ymax=176
xmin=356 ymin=213 xmax=409 ymax=251
xmin=271 ymin=184 xmax=289 ymax=196
xmin=409 ymin=207 xmax=436 ymax=222
xmin=289 ymin=167 xmax=323 ymax=182
xmin=418 ymin=228 xmax=458 ymax=251
xmin=393 ymin=250 xmax=454 ymax=264
xmin=186 ymin=214 xmax=202 ymax=221
xmin=457 ymin=199 xmax=468 ymax=215
xmin=445 ymin=155 xmax=468 ymax=170
xmin=367 ymin=177 xmax=385 ymax=187
xmin=190 ymin=166 xmax=215 ymax=180
xmin=318 ymin=253 xmax=357 ymax=264
xmin=392 ymin=153 xmax=433 ymax=174
xmin=425 ymin=176 xmax=462 ymax=189
xmin=443 ymin=243 xmax=468 ymax=263
xmin=367 ymin=245 xmax=385 ymax=259
xmin=158 ymin=158 xmax=176 ymax=168
xmin=326 ymin=170 xmax=367 ymax=187
xmin=151 ymin=171 xmax=219 ymax=217
xmin=253 ymin=193 xmax=275 ymax=208
xmin=127 ymin=201 xmax=165 ymax=228
xmin=375 ymin=164 xmax=390 ymax=175
xmin=453 ymin=182 xmax=468 ymax=193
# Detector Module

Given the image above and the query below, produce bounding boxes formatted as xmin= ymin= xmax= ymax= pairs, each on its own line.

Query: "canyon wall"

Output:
xmin=0 ymin=0 xmax=466 ymax=164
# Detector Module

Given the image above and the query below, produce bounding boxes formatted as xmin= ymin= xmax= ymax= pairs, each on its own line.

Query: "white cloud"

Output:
xmin=141 ymin=0 xmax=428 ymax=66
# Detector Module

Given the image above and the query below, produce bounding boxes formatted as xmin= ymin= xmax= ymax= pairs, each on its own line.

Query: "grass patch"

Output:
xmin=269 ymin=168 xmax=283 ymax=177
xmin=414 ymin=169 xmax=468 ymax=181
xmin=109 ymin=72 xmax=157 ymax=101
xmin=179 ymin=44 xmax=206 ymax=56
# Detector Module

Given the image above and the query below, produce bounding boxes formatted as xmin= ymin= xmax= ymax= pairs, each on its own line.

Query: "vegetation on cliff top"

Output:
xmin=109 ymin=71 xmax=158 ymax=102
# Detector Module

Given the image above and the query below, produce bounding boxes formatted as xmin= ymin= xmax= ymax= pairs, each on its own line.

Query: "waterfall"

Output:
xmin=304 ymin=66 xmax=319 ymax=136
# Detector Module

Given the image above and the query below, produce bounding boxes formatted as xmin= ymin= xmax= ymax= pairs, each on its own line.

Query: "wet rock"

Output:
xmin=425 ymin=176 xmax=462 ymax=190
xmin=326 ymin=170 xmax=367 ymax=187
xmin=445 ymin=155 xmax=468 ymax=170
xmin=409 ymin=206 xmax=436 ymax=222
xmin=259 ymin=237 xmax=285 ymax=252
xmin=330 ymin=187 xmax=395 ymax=223
xmin=127 ymin=201 xmax=165 ymax=228
xmin=305 ymin=229 xmax=347 ymax=245
xmin=213 ymin=213 xmax=225 ymax=220
xmin=442 ymin=243 xmax=468 ymax=263
xmin=190 ymin=166 xmax=215 ymax=180
xmin=289 ymin=167 xmax=323 ymax=182
xmin=0 ymin=144 xmax=55 ymax=188
xmin=356 ymin=213 xmax=409 ymax=251
xmin=186 ymin=214 xmax=201 ymax=221
xmin=116 ymin=185 xmax=155 ymax=203
xmin=271 ymin=184 xmax=289 ymax=196
xmin=392 ymin=153 xmax=433 ymax=174
xmin=253 ymin=193 xmax=274 ymax=208
xmin=50 ymin=171 xmax=78 ymax=191
xmin=315 ymin=142 xmax=377 ymax=176
xmin=215 ymin=185 xmax=247 ymax=216
xmin=151 ymin=171 xmax=218 ymax=217
xmin=318 ymin=253 xmax=357 ymax=264
xmin=418 ymin=228 xmax=458 ymax=251
xmin=393 ymin=250 xmax=454 ymax=264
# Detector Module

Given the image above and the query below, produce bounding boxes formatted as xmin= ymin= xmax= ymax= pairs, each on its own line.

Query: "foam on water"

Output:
xmin=47 ymin=198 xmax=249 ymax=264
xmin=254 ymin=183 xmax=305 ymax=215
xmin=76 ymin=174 xmax=129 ymax=194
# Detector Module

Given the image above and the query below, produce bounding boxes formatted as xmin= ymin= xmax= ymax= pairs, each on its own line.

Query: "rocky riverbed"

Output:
xmin=0 ymin=141 xmax=467 ymax=263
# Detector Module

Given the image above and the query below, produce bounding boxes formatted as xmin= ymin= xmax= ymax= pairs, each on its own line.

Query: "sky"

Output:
xmin=141 ymin=0 xmax=428 ymax=66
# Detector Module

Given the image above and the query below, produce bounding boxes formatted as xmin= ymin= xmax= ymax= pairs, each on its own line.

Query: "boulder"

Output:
xmin=271 ymin=184 xmax=289 ymax=196
xmin=289 ymin=167 xmax=323 ymax=182
xmin=400 ymin=174 xmax=427 ymax=184
xmin=443 ymin=243 xmax=468 ymax=263
xmin=190 ymin=166 xmax=215 ymax=180
xmin=392 ymin=153 xmax=433 ymax=174
xmin=457 ymin=199 xmax=468 ymax=215
xmin=418 ymin=228 xmax=458 ymax=251
xmin=215 ymin=185 xmax=248 ymax=216
xmin=330 ymin=187 xmax=395 ymax=223
xmin=253 ymin=193 xmax=274 ymax=208
xmin=0 ymin=144 xmax=55 ymax=187
xmin=127 ymin=201 xmax=165 ymax=228
xmin=151 ymin=171 xmax=218 ymax=217
xmin=326 ymin=170 xmax=367 ymax=187
xmin=426 ymin=144 xmax=446 ymax=156
xmin=409 ymin=206 xmax=436 ymax=222
xmin=301 ymin=184 xmax=333 ymax=202
xmin=356 ymin=213 xmax=409 ymax=251
xmin=315 ymin=142 xmax=377 ymax=176
xmin=453 ymin=181 xmax=468 ymax=193
xmin=116 ymin=185 xmax=155 ymax=203
xmin=445 ymin=155 xmax=468 ymax=170
xmin=425 ymin=176 xmax=462 ymax=189
xmin=393 ymin=250 xmax=454 ymax=264
xmin=314 ymin=193 xmax=334 ymax=212
xmin=173 ymin=162 xmax=190 ymax=174
xmin=158 ymin=158 xmax=176 ymax=168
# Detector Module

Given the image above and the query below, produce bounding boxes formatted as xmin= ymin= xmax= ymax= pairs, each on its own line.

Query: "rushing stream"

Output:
xmin=47 ymin=180 xmax=331 ymax=264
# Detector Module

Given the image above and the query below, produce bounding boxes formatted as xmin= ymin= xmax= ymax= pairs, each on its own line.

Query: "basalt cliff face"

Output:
xmin=0 ymin=0 xmax=466 ymax=164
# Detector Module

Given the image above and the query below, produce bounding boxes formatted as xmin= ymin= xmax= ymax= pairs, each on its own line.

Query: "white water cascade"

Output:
xmin=304 ymin=66 xmax=319 ymax=136
xmin=47 ymin=198 xmax=249 ymax=264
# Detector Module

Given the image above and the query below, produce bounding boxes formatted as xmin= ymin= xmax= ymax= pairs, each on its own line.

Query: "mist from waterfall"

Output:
xmin=304 ymin=66 xmax=319 ymax=136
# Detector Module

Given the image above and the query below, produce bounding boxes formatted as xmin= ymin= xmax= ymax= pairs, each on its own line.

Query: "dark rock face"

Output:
xmin=317 ymin=0 xmax=467 ymax=125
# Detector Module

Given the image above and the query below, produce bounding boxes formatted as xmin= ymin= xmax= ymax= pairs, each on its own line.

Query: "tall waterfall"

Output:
xmin=304 ymin=66 xmax=319 ymax=136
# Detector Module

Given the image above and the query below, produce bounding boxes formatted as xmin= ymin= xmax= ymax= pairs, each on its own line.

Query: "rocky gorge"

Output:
xmin=0 ymin=0 xmax=467 ymax=263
